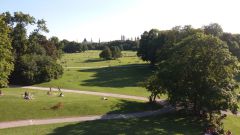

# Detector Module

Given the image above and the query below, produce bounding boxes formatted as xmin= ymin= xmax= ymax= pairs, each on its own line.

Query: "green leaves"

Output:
xmin=0 ymin=17 xmax=14 ymax=88
xmin=0 ymin=12 xmax=63 ymax=85
xmin=158 ymin=33 xmax=239 ymax=113
xmin=99 ymin=46 xmax=122 ymax=60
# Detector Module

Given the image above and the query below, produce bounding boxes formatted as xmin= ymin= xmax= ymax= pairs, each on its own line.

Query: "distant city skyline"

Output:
xmin=1 ymin=0 xmax=240 ymax=42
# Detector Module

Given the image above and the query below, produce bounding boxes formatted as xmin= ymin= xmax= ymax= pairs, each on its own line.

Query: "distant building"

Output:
xmin=121 ymin=35 xmax=125 ymax=41
xmin=82 ymin=38 xmax=87 ymax=43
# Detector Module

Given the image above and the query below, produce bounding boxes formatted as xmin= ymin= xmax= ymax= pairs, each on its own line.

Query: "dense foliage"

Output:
xmin=140 ymin=24 xmax=240 ymax=132
xmin=11 ymin=55 xmax=63 ymax=84
xmin=0 ymin=12 xmax=63 ymax=85
xmin=99 ymin=46 xmax=122 ymax=60
xmin=0 ymin=17 xmax=14 ymax=88
xmin=137 ymin=26 xmax=202 ymax=65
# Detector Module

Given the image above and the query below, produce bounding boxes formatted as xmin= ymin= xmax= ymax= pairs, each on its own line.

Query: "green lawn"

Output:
xmin=34 ymin=51 xmax=155 ymax=97
xmin=60 ymin=50 xmax=145 ymax=67
xmin=0 ymin=88 xmax=161 ymax=122
xmin=35 ymin=65 xmax=153 ymax=97
xmin=1 ymin=112 xmax=239 ymax=135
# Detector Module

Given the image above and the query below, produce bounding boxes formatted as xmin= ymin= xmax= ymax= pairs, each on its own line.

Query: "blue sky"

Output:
xmin=1 ymin=0 xmax=240 ymax=42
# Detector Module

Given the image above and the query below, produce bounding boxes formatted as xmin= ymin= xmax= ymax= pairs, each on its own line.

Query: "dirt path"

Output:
xmin=0 ymin=106 xmax=173 ymax=129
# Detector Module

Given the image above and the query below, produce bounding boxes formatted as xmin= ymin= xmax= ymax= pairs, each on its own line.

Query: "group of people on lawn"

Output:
xmin=23 ymin=87 xmax=64 ymax=100
xmin=0 ymin=87 xmax=64 ymax=100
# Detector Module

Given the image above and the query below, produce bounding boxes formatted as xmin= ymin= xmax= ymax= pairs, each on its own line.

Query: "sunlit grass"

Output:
xmin=0 ymin=88 xmax=161 ymax=122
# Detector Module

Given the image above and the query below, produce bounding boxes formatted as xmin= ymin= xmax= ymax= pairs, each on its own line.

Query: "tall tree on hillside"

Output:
xmin=0 ymin=17 xmax=14 ymax=87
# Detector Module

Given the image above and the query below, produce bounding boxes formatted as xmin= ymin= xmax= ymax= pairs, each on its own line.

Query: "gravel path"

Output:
xmin=0 ymin=106 xmax=173 ymax=129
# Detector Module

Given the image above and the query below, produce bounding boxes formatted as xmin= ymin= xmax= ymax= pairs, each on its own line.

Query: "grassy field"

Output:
xmin=0 ymin=88 xmax=161 ymax=122
xmin=60 ymin=51 xmax=145 ymax=67
xmin=34 ymin=51 xmax=155 ymax=97
xmin=1 ymin=113 xmax=239 ymax=135
xmin=1 ymin=50 xmax=239 ymax=134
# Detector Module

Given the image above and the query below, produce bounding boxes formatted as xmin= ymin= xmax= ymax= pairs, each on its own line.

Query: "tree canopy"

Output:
xmin=140 ymin=24 xmax=240 ymax=132
xmin=0 ymin=17 xmax=14 ymax=88
xmin=0 ymin=12 xmax=63 ymax=85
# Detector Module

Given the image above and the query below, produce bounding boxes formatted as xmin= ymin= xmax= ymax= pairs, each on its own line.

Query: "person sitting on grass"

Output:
xmin=59 ymin=92 xmax=64 ymax=97
xmin=24 ymin=91 xmax=31 ymax=100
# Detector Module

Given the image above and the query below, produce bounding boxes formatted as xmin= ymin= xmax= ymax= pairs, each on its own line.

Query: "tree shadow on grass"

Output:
xmin=79 ymin=64 xmax=154 ymax=88
xmin=48 ymin=99 xmax=204 ymax=135
xmin=107 ymin=99 xmax=162 ymax=114
xmin=83 ymin=58 xmax=106 ymax=63
xmin=47 ymin=112 xmax=204 ymax=135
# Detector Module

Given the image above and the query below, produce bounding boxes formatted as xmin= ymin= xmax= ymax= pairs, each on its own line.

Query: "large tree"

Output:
xmin=137 ymin=29 xmax=160 ymax=65
xmin=0 ymin=17 xmax=14 ymax=87
xmin=155 ymin=33 xmax=239 ymax=131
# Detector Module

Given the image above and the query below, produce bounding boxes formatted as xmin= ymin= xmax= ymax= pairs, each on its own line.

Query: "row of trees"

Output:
xmin=61 ymin=39 xmax=139 ymax=53
xmin=138 ymin=24 xmax=240 ymax=65
xmin=61 ymin=40 xmax=89 ymax=53
xmin=0 ymin=12 xmax=63 ymax=86
xmin=139 ymin=24 xmax=239 ymax=132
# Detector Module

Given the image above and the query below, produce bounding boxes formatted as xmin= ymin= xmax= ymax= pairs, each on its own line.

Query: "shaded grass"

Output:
xmin=34 ymin=50 xmax=155 ymax=97
xmin=0 ymin=88 xmax=161 ymax=122
xmin=34 ymin=64 xmax=154 ymax=97
xmin=80 ymin=64 xmax=152 ymax=88
xmin=1 ymin=113 xmax=239 ymax=135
